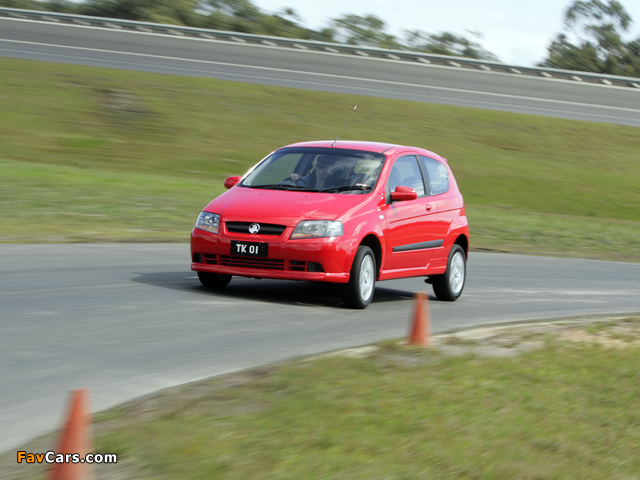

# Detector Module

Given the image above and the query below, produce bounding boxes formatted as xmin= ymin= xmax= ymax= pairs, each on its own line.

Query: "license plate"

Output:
xmin=230 ymin=240 xmax=268 ymax=257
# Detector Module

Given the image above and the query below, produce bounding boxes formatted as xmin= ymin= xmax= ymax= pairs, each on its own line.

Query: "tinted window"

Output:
xmin=388 ymin=155 xmax=426 ymax=195
xmin=419 ymin=156 xmax=449 ymax=196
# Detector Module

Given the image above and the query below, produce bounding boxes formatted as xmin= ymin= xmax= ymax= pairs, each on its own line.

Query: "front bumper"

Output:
xmin=191 ymin=228 xmax=352 ymax=283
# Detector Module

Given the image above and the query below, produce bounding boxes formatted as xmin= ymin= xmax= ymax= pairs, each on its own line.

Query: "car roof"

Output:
xmin=282 ymin=140 xmax=444 ymax=161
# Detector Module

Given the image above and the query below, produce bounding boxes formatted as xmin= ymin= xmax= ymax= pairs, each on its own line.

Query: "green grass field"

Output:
xmin=1 ymin=57 xmax=639 ymax=259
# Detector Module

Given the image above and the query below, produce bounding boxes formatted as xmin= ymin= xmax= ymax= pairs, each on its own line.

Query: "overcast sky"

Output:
xmin=251 ymin=0 xmax=640 ymax=67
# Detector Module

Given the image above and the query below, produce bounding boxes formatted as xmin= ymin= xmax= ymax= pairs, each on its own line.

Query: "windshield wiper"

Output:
xmin=248 ymin=184 xmax=319 ymax=191
xmin=320 ymin=184 xmax=372 ymax=193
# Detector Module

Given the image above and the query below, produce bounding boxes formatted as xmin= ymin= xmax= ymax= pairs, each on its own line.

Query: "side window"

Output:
xmin=388 ymin=155 xmax=426 ymax=196
xmin=420 ymin=156 xmax=450 ymax=196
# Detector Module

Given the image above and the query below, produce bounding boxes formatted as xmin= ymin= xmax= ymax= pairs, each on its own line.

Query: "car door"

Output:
xmin=383 ymin=155 xmax=441 ymax=270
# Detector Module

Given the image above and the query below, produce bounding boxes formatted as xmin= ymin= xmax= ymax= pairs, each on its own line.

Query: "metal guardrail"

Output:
xmin=2 ymin=7 xmax=640 ymax=89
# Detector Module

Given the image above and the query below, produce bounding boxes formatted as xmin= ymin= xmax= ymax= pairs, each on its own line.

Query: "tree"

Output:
xmin=79 ymin=0 xmax=201 ymax=25
xmin=200 ymin=0 xmax=252 ymax=16
xmin=330 ymin=14 xmax=497 ymax=59
xmin=544 ymin=33 xmax=602 ymax=72
xmin=0 ymin=0 xmax=65 ymax=9
xmin=540 ymin=0 xmax=640 ymax=76
xmin=330 ymin=14 xmax=403 ymax=50
xmin=199 ymin=0 xmax=315 ymax=37
xmin=404 ymin=30 xmax=498 ymax=61
xmin=565 ymin=0 xmax=631 ymax=36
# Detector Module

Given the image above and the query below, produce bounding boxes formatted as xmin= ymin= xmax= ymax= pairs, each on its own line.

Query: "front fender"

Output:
xmin=342 ymin=216 xmax=385 ymax=273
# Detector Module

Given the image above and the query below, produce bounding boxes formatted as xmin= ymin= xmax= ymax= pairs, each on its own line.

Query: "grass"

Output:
xmin=1 ymin=57 xmax=639 ymax=259
xmin=4 ymin=316 xmax=640 ymax=479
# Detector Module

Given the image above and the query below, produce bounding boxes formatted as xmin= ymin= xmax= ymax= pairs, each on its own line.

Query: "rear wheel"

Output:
xmin=198 ymin=272 xmax=232 ymax=288
xmin=342 ymin=246 xmax=376 ymax=309
xmin=432 ymin=244 xmax=466 ymax=301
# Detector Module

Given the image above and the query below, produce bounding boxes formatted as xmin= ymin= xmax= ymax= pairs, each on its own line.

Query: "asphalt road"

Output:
xmin=1 ymin=244 xmax=639 ymax=453
xmin=1 ymin=18 xmax=639 ymax=127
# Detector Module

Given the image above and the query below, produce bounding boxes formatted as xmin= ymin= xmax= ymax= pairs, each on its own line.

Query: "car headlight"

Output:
xmin=291 ymin=220 xmax=344 ymax=239
xmin=195 ymin=212 xmax=220 ymax=234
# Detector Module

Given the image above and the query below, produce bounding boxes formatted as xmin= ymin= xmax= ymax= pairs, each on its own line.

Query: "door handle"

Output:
xmin=425 ymin=204 xmax=433 ymax=211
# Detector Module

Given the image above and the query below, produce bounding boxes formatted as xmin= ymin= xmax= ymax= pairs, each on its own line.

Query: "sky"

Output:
xmin=250 ymin=0 xmax=640 ymax=67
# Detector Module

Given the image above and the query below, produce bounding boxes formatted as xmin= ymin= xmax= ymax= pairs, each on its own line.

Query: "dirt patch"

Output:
xmin=557 ymin=324 xmax=640 ymax=349
xmin=102 ymin=88 xmax=148 ymax=116
xmin=430 ymin=316 xmax=640 ymax=356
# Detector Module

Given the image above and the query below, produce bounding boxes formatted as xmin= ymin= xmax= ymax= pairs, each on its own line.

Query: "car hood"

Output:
xmin=205 ymin=186 xmax=369 ymax=226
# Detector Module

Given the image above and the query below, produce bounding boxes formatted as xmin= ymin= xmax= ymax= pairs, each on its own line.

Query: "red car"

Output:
xmin=191 ymin=140 xmax=469 ymax=308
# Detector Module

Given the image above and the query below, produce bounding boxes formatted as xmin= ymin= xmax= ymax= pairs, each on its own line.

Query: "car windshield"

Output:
xmin=240 ymin=147 xmax=386 ymax=193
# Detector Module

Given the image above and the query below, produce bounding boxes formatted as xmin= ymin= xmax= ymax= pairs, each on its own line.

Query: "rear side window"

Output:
xmin=420 ymin=156 xmax=449 ymax=196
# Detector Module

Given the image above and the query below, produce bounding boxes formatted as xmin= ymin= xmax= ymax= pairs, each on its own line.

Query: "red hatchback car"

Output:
xmin=191 ymin=140 xmax=469 ymax=308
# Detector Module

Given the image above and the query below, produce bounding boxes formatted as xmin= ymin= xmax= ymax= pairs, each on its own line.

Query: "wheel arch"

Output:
xmin=359 ymin=234 xmax=382 ymax=278
xmin=454 ymin=234 xmax=469 ymax=257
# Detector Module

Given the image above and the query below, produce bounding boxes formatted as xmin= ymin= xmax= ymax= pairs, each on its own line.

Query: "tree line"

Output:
xmin=1 ymin=0 xmax=638 ymax=76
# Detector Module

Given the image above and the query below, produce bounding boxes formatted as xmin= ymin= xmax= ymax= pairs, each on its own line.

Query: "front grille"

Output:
xmin=225 ymin=222 xmax=287 ymax=235
xmin=202 ymin=254 xmax=217 ymax=265
xmin=219 ymin=255 xmax=285 ymax=270
xmin=290 ymin=261 xmax=307 ymax=271
xmin=196 ymin=254 xmax=322 ymax=272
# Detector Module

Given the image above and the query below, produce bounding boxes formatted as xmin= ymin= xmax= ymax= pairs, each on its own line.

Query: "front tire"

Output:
xmin=432 ymin=244 xmax=466 ymax=301
xmin=342 ymin=246 xmax=376 ymax=309
xmin=198 ymin=272 xmax=232 ymax=288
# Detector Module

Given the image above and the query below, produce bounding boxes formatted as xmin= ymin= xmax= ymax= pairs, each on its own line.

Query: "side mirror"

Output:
xmin=224 ymin=175 xmax=241 ymax=189
xmin=391 ymin=185 xmax=418 ymax=202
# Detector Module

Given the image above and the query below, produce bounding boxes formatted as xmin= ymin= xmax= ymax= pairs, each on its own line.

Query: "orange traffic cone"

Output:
xmin=408 ymin=292 xmax=430 ymax=346
xmin=49 ymin=388 xmax=93 ymax=480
